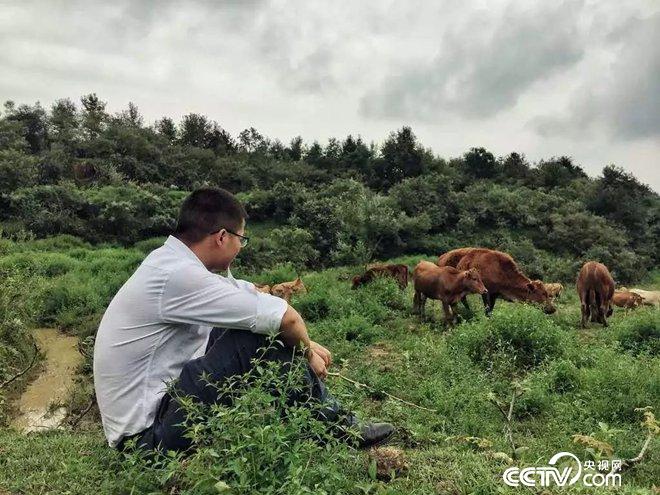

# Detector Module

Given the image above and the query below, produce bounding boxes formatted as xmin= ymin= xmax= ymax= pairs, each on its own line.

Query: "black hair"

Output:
xmin=174 ymin=188 xmax=248 ymax=244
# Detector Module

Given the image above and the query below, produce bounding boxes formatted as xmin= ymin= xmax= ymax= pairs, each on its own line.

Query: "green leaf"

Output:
xmin=368 ymin=459 xmax=378 ymax=481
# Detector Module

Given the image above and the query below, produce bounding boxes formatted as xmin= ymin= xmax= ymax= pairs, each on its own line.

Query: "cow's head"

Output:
xmin=463 ymin=268 xmax=488 ymax=295
xmin=351 ymin=275 xmax=363 ymax=289
xmin=271 ymin=284 xmax=291 ymax=300
xmin=526 ymin=280 xmax=556 ymax=314
xmin=291 ymin=277 xmax=307 ymax=294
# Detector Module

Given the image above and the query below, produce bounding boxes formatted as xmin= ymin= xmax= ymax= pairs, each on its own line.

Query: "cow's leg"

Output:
xmin=413 ymin=290 xmax=421 ymax=314
xmin=579 ymin=292 xmax=589 ymax=328
xmin=461 ymin=296 xmax=472 ymax=313
xmin=488 ymin=293 xmax=498 ymax=315
xmin=482 ymin=293 xmax=491 ymax=316
xmin=418 ymin=292 xmax=426 ymax=319
xmin=599 ymin=303 xmax=609 ymax=327
xmin=441 ymin=301 xmax=453 ymax=327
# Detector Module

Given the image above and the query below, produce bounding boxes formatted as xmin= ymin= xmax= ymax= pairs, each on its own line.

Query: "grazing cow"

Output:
xmin=437 ymin=248 xmax=477 ymax=270
xmin=576 ymin=261 xmax=615 ymax=328
xmin=544 ymin=283 xmax=564 ymax=299
xmin=439 ymin=248 xmax=555 ymax=316
xmin=412 ymin=261 xmax=488 ymax=325
xmin=254 ymin=284 xmax=271 ymax=294
xmin=612 ymin=291 xmax=644 ymax=310
xmin=271 ymin=278 xmax=307 ymax=303
xmin=628 ymin=289 xmax=660 ymax=307
xmin=352 ymin=264 xmax=409 ymax=290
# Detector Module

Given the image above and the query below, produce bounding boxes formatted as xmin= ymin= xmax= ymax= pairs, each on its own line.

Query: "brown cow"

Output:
xmin=437 ymin=247 xmax=477 ymax=269
xmin=612 ymin=291 xmax=643 ymax=310
xmin=629 ymin=289 xmax=660 ymax=307
xmin=576 ymin=261 xmax=615 ymax=328
xmin=413 ymin=261 xmax=488 ymax=325
xmin=439 ymin=247 xmax=556 ymax=316
xmin=271 ymin=278 xmax=307 ymax=303
xmin=352 ymin=264 xmax=409 ymax=290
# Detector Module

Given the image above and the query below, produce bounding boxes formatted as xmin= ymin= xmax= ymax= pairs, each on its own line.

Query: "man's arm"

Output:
xmin=279 ymin=305 xmax=328 ymax=379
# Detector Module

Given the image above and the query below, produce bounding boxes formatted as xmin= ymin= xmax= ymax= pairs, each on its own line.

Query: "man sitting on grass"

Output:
xmin=93 ymin=187 xmax=394 ymax=452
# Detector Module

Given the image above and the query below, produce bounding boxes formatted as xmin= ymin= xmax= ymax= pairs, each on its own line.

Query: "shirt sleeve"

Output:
xmin=225 ymin=268 xmax=258 ymax=292
xmin=160 ymin=266 xmax=288 ymax=336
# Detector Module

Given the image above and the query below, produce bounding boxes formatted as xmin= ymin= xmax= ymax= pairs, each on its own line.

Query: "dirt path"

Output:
xmin=11 ymin=328 xmax=82 ymax=433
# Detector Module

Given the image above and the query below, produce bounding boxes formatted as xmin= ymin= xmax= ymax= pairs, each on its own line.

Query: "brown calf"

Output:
xmin=413 ymin=261 xmax=488 ymax=325
xmin=271 ymin=278 xmax=307 ymax=303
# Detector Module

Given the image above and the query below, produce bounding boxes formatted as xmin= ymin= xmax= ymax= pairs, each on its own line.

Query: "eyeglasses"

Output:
xmin=210 ymin=228 xmax=250 ymax=247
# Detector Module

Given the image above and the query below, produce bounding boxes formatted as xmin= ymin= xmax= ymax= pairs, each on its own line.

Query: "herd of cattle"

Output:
xmin=254 ymin=247 xmax=658 ymax=328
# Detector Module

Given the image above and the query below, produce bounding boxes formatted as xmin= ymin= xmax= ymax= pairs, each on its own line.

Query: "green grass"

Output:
xmin=0 ymin=239 xmax=659 ymax=494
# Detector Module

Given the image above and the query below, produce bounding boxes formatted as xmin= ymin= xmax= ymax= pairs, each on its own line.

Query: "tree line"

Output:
xmin=0 ymin=94 xmax=658 ymax=283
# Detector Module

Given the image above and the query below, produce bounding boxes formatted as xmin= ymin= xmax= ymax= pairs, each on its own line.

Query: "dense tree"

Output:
xmin=588 ymin=165 xmax=659 ymax=263
xmin=179 ymin=113 xmax=211 ymax=148
xmin=4 ymin=102 xmax=49 ymax=154
xmin=371 ymin=126 xmax=423 ymax=190
xmin=238 ymin=127 xmax=268 ymax=154
xmin=80 ymin=93 xmax=108 ymax=140
xmin=499 ymin=152 xmax=530 ymax=182
xmin=154 ymin=117 xmax=177 ymax=143
xmin=288 ymin=136 xmax=303 ymax=161
xmin=533 ymin=156 xmax=587 ymax=189
xmin=49 ymin=99 xmax=79 ymax=153
xmin=115 ymin=102 xmax=143 ymax=127
xmin=304 ymin=141 xmax=323 ymax=166
xmin=462 ymin=147 xmax=497 ymax=179
xmin=339 ymin=135 xmax=372 ymax=176
xmin=0 ymin=94 xmax=656 ymax=282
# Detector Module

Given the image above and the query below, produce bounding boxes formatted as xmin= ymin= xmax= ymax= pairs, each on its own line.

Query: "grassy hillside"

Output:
xmin=0 ymin=239 xmax=658 ymax=494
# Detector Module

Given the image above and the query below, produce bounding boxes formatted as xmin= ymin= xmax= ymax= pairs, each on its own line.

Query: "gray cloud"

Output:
xmin=0 ymin=0 xmax=658 ymax=191
xmin=359 ymin=1 xmax=586 ymax=120
xmin=531 ymin=12 xmax=660 ymax=140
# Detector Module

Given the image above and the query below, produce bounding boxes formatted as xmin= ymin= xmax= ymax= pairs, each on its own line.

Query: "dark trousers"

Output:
xmin=121 ymin=328 xmax=343 ymax=453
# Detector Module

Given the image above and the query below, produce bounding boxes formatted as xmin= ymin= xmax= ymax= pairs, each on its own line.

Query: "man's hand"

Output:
xmin=310 ymin=340 xmax=332 ymax=367
xmin=307 ymin=349 xmax=328 ymax=380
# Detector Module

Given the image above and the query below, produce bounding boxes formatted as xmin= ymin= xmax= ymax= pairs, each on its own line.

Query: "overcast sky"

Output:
xmin=1 ymin=0 xmax=658 ymax=191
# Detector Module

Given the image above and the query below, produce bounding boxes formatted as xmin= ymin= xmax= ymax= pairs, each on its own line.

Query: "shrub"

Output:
xmin=249 ymin=263 xmax=300 ymax=286
xmin=296 ymin=292 xmax=331 ymax=323
xmin=0 ymin=252 xmax=77 ymax=278
xmin=578 ymin=347 xmax=660 ymax=422
xmin=547 ymin=359 xmax=580 ymax=394
xmin=132 ymin=236 xmax=166 ymax=254
xmin=120 ymin=347 xmax=354 ymax=494
xmin=449 ymin=304 xmax=567 ymax=375
xmin=606 ymin=310 xmax=660 ymax=356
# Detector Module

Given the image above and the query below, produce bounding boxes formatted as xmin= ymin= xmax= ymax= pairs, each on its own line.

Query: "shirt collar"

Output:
xmin=164 ymin=235 xmax=232 ymax=277
xmin=164 ymin=235 xmax=207 ymax=268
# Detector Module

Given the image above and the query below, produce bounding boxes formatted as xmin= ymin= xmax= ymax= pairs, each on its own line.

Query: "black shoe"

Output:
xmin=356 ymin=421 xmax=395 ymax=449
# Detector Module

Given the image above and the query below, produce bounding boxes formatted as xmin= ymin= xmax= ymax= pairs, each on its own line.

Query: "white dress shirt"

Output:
xmin=93 ymin=236 xmax=288 ymax=447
